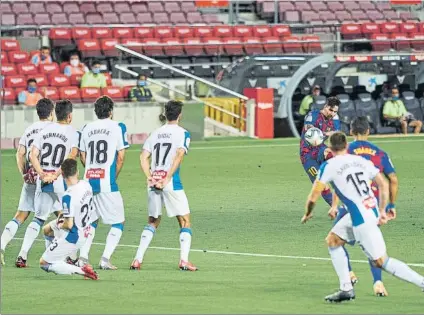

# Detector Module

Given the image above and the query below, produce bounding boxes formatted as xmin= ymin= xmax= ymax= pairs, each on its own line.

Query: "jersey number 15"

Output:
xmin=346 ymin=172 xmax=370 ymax=197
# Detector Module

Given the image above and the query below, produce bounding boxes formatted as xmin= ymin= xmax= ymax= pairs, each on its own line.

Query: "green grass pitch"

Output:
xmin=1 ymin=137 xmax=424 ymax=314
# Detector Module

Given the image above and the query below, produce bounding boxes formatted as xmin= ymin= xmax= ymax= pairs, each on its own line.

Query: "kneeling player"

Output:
xmin=131 ymin=100 xmax=197 ymax=271
xmin=40 ymin=159 xmax=98 ymax=280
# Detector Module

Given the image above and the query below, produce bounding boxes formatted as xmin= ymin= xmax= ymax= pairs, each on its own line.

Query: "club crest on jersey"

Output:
xmin=86 ymin=168 xmax=105 ymax=179
xmin=152 ymin=170 xmax=167 ymax=180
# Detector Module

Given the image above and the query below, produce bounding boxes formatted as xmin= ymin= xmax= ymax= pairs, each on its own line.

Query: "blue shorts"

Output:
xmin=302 ymin=159 xmax=321 ymax=183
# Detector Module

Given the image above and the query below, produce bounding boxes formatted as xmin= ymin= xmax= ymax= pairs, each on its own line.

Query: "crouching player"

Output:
xmin=40 ymin=159 xmax=98 ymax=280
xmin=328 ymin=117 xmax=399 ymax=296
xmin=130 ymin=100 xmax=197 ymax=271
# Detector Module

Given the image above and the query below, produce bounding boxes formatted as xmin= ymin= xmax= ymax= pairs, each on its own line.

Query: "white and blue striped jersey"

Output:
xmin=317 ymin=154 xmax=380 ymax=227
xmin=143 ymin=124 xmax=190 ymax=191
xmin=33 ymin=122 xmax=79 ymax=193
xmin=79 ymin=118 xmax=129 ymax=193
xmin=62 ymin=180 xmax=94 ymax=244
xmin=18 ymin=120 xmax=52 ymax=169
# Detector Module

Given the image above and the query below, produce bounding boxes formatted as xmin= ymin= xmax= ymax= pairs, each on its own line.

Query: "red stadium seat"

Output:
xmin=252 ymin=25 xmax=272 ymax=38
xmin=223 ymin=38 xmax=243 ymax=55
xmin=263 ymin=37 xmax=283 ymax=54
xmin=154 ymin=27 xmax=174 ymax=40
xmin=32 ymin=74 xmax=48 ymax=87
xmin=244 ymin=38 xmax=264 ymax=55
xmin=39 ymin=63 xmax=60 ymax=76
xmin=39 ymin=86 xmax=59 ymax=100
xmin=77 ymin=40 xmax=101 ymax=58
xmin=283 ymin=36 xmax=303 ymax=53
xmin=92 ymin=27 xmax=113 ymax=39
xmin=302 ymin=36 xmax=323 ymax=53
xmin=101 ymin=39 xmax=120 ymax=58
xmin=143 ymin=39 xmax=164 ymax=56
xmin=60 ymin=62 xmax=69 ymax=73
xmin=381 ymin=22 xmax=400 ymax=34
xmin=1 ymin=64 xmax=18 ymax=76
xmin=174 ymin=26 xmax=194 ymax=39
xmin=134 ymin=27 xmax=154 ymax=39
xmin=391 ymin=33 xmax=411 ymax=50
xmin=184 ymin=38 xmax=205 ymax=56
xmin=122 ymin=86 xmax=135 ymax=101
xmin=371 ymin=34 xmax=391 ymax=51
xmin=8 ymin=51 xmax=29 ymax=64
xmin=104 ymin=73 xmax=112 ymax=86
xmin=400 ymin=22 xmax=418 ymax=34
xmin=17 ymin=63 xmax=38 ymax=76
xmin=341 ymin=23 xmax=363 ymax=40
xmin=163 ymin=38 xmax=184 ymax=56
xmin=121 ymin=38 xmax=143 ymax=53
xmin=49 ymin=28 xmax=72 ymax=46
xmin=271 ymin=25 xmax=291 ymax=38
xmin=112 ymin=28 xmax=134 ymax=39
xmin=81 ymin=87 xmax=101 ymax=102
xmin=214 ymin=26 xmax=233 ymax=38
xmin=1 ymin=88 xmax=17 ymax=105
xmin=193 ymin=26 xmax=213 ymax=39
xmin=102 ymin=87 xmax=124 ymax=102
xmin=234 ymin=26 xmax=252 ymax=38
xmin=70 ymin=74 xmax=83 ymax=86
xmin=59 ymin=87 xmax=81 ymax=102
xmin=72 ymin=27 xmax=92 ymax=40
xmin=50 ymin=74 xmax=70 ymax=87
xmin=411 ymin=34 xmax=424 ymax=50
xmin=361 ymin=22 xmax=381 ymax=39
xmin=5 ymin=75 xmax=27 ymax=88
xmin=1 ymin=39 xmax=20 ymax=52
xmin=1 ymin=51 xmax=8 ymax=63
xmin=203 ymin=37 xmax=223 ymax=55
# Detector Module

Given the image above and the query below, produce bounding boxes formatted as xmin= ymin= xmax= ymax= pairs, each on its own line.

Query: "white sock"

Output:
xmin=180 ymin=228 xmax=192 ymax=262
xmin=43 ymin=261 xmax=85 ymax=276
xmin=101 ymin=226 xmax=123 ymax=260
xmin=18 ymin=220 xmax=42 ymax=260
xmin=44 ymin=236 xmax=54 ymax=249
xmin=69 ymin=249 xmax=78 ymax=260
xmin=1 ymin=219 xmax=20 ymax=251
xmin=79 ymin=225 xmax=96 ymax=260
xmin=383 ymin=257 xmax=424 ymax=288
xmin=135 ymin=226 xmax=155 ymax=262
xmin=329 ymin=246 xmax=353 ymax=291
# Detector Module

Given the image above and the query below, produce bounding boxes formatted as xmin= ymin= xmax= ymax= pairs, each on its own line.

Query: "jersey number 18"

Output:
xmin=88 ymin=140 xmax=108 ymax=164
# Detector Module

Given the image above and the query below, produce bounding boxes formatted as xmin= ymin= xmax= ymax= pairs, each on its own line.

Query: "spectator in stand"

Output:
xmin=129 ymin=75 xmax=154 ymax=102
xmin=299 ymin=85 xmax=320 ymax=116
xmin=18 ymin=78 xmax=43 ymax=106
xmin=80 ymin=60 xmax=107 ymax=88
xmin=64 ymin=52 xmax=89 ymax=77
xmin=383 ymin=87 xmax=423 ymax=134
xmin=31 ymin=46 xmax=53 ymax=66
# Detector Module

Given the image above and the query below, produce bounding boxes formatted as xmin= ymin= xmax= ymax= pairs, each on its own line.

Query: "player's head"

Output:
xmin=164 ymin=100 xmax=183 ymax=123
xmin=350 ymin=116 xmax=370 ymax=137
xmin=312 ymin=85 xmax=320 ymax=97
xmin=61 ymin=158 xmax=78 ymax=180
xmin=36 ymin=98 xmax=54 ymax=121
xmin=55 ymin=99 xmax=73 ymax=123
xmin=322 ymin=97 xmax=340 ymax=119
xmin=329 ymin=131 xmax=348 ymax=153
xmin=94 ymin=96 xmax=114 ymax=119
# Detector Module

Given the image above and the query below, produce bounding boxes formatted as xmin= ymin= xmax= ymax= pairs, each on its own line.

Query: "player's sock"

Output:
xmin=69 ymin=250 xmax=78 ymax=261
xmin=18 ymin=218 xmax=44 ymax=260
xmin=1 ymin=219 xmax=21 ymax=251
xmin=343 ymin=246 xmax=352 ymax=272
xmin=329 ymin=246 xmax=353 ymax=291
xmin=322 ymin=189 xmax=333 ymax=206
xmin=382 ymin=257 xmax=424 ymax=288
xmin=135 ymin=225 xmax=155 ymax=262
xmin=179 ymin=228 xmax=192 ymax=261
xmin=101 ymin=223 xmax=123 ymax=260
xmin=79 ymin=222 xmax=97 ymax=260
xmin=41 ymin=261 xmax=84 ymax=276
xmin=369 ymin=259 xmax=382 ymax=283
xmin=44 ymin=235 xmax=54 ymax=249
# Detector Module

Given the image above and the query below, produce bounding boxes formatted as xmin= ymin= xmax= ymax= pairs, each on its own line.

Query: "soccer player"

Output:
xmin=328 ymin=116 xmax=399 ymax=296
xmin=302 ymin=132 xmax=424 ymax=302
xmin=40 ymin=158 xmax=98 ymax=280
xmin=77 ymin=96 xmax=129 ymax=270
xmin=130 ymin=100 xmax=197 ymax=271
xmin=15 ymin=100 xmax=79 ymax=267
xmin=0 ymin=98 xmax=58 ymax=265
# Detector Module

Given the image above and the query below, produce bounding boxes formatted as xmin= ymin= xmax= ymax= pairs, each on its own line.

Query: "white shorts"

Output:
xmin=34 ymin=191 xmax=63 ymax=221
xmin=331 ymin=212 xmax=387 ymax=261
xmin=90 ymin=192 xmax=125 ymax=225
xmin=148 ymin=188 xmax=190 ymax=218
xmin=42 ymin=232 xmax=86 ymax=263
xmin=18 ymin=183 xmax=36 ymax=212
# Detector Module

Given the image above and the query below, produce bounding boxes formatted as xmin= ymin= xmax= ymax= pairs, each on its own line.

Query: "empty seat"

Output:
xmin=214 ymin=26 xmax=233 ymax=38
xmin=34 ymin=13 xmax=51 ymax=25
xmin=170 ymin=12 xmax=187 ymax=24
xmin=186 ymin=12 xmax=203 ymax=24
xmin=72 ymin=27 xmax=92 ymax=40
xmin=402 ymin=91 xmax=423 ymax=120
xmin=355 ymin=93 xmax=380 ymax=133
xmin=175 ymin=26 xmax=194 ymax=39
xmin=97 ymin=3 xmax=114 ymax=13
xmin=244 ymin=38 xmax=263 ymax=55
xmin=271 ymin=25 xmax=291 ymax=38
xmin=49 ymin=28 xmax=72 ymax=46
xmin=263 ymin=37 xmax=283 ymax=54
xmin=102 ymin=12 xmax=120 ymax=24
xmin=163 ymin=38 xmax=184 ymax=56
xmin=1 ymin=88 xmax=17 ymax=105
xmin=8 ymin=51 xmax=29 ymax=64
xmin=136 ymin=12 xmax=153 ymax=24
xmin=59 ymin=86 xmax=81 ymax=102
xmin=50 ymin=74 xmax=71 ymax=87
xmin=113 ymin=28 xmax=134 ymax=39
xmin=234 ymin=25 xmax=252 ymax=38
xmin=164 ymin=2 xmax=181 ymax=13
xmin=350 ymin=10 xmax=369 ymax=22
xmin=337 ymin=94 xmax=357 ymax=133
xmin=39 ymin=63 xmax=60 ymax=76
xmin=51 ymin=13 xmax=69 ymax=25
xmin=39 ymin=86 xmax=59 ymax=100
xmin=381 ymin=22 xmax=400 ymax=34
xmin=134 ymin=27 xmax=154 ymax=39
xmin=12 ymin=2 xmax=29 ymax=14
xmin=391 ymin=33 xmax=411 ymax=51
xmin=362 ymin=22 xmax=381 ymax=38
xmin=46 ymin=2 xmax=63 ymax=14
xmin=283 ymin=37 xmax=303 ymax=53
xmin=2 ymin=14 xmax=16 ymax=26
xmin=327 ymin=1 xmax=344 ymax=12
xmin=120 ymin=12 xmax=137 ymax=24
xmin=114 ymin=2 xmax=131 ymax=13
xmin=1 ymin=3 xmax=12 ymax=13
xmin=152 ymin=12 xmax=170 ymax=24
xmin=154 ymin=27 xmax=173 ymax=39
xmin=29 ymin=2 xmax=46 ymax=13
xmin=1 ymin=39 xmax=20 ymax=52
xmin=411 ymin=34 xmax=424 ymax=50
xmin=184 ymin=38 xmax=204 ymax=56
xmin=101 ymin=39 xmax=120 ymax=57
xmin=194 ymin=26 xmax=213 ymax=38
xmin=143 ymin=39 xmax=164 ymax=56
xmin=63 ymin=2 xmax=80 ymax=13
xmin=203 ymin=37 xmax=223 ymax=55
xmin=367 ymin=10 xmax=384 ymax=22
xmin=4 ymin=75 xmax=27 ymax=88
xmin=1 ymin=64 xmax=18 ymax=76
xmin=92 ymin=27 xmax=113 ymax=39
xmin=223 ymin=38 xmax=243 ymax=55
xmin=17 ymin=63 xmax=38 ymax=76
xmin=80 ymin=2 xmax=97 ymax=14
xmin=148 ymin=2 xmax=164 ymax=12
xmin=68 ymin=13 xmax=86 ymax=25
xmin=78 ymin=40 xmax=101 ymax=58
xmin=102 ymin=87 xmax=124 ymax=102
xmin=303 ymin=36 xmax=322 ymax=53
xmin=121 ymin=38 xmax=143 ymax=53
xmin=181 ymin=1 xmax=197 ymax=12
xmin=81 ymin=87 xmax=101 ymax=102
xmin=86 ymin=13 xmax=104 ymax=24
xmin=131 ymin=3 xmax=147 ymax=13
xmin=252 ymin=25 xmax=271 ymax=38
xmin=32 ymin=74 xmax=48 ymax=87
xmin=202 ymin=14 xmax=221 ymax=24
xmin=1 ymin=52 xmax=8 ymax=63
xmin=359 ymin=1 xmax=376 ymax=11
xmin=341 ymin=23 xmax=362 ymax=39
xmin=400 ymin=22 xmax=417 ymax=34
xmin=69 ymin=74 xmax=83 ymax=86
xmin=371 ymin=34 xmax=391 ymax=51
xmin=16 ymin=13 xmax=34 ymax=25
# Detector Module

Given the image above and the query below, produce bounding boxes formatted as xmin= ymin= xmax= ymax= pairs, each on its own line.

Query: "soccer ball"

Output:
xmin=304 ymin=127 xmax=324 ymax=146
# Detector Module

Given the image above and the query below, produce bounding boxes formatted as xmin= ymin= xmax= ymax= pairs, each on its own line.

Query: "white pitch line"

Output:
xmin=15 ymin=238 xmax=424 ymax=268
xmin=1 ymin=138 xmax=423 ymax=157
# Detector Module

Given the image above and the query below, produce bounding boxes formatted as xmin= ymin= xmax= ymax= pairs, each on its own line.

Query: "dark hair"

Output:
xmin=27 ymin=78 xmax=37 ymax=85
xmin=92 ymin=59 xmax=101 ymax=66
xmin=69 ymin=51 xmax=80 ymax=59
xmin=159 ymin=113 xmax=166 ymax=124
xmin=40 ymin=46 xmax=50 ymax=51
xmin=329 ymin=132 xmax=347 ymax=152
xmin=326 ymin=96 xmax=341 ymax=108
xmin=36 ymin=98 xmax=54 ymax=120
xmin=138 ymin=74 xmax=147 ymax=80
xmin=164 ymin=100 xmax=183 ymax=121
xmin=55 ymin=99 xmax=73 ymax=121
xmin=61 ymin=158 xmax=78 ymax=178
xmin=350 ymin=116 xmax=370 ymax=136
xmin=94 ymin=96 xmax=114 ymax=119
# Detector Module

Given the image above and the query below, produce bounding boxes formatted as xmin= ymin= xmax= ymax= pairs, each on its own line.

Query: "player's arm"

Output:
xmin=16 ymin=145 xmax=27 ymax=175
xmin=328 ymin=191 xmax=339 ymax=220
xmin=60 ymin=195 xmax=74 ymax=230
xmin=303 ymin=180 xmax=326 ymax=221
xmin=386 ymin=172 xmax=398 ymax=205
xmin=115 ymin=123 xmax=129 ymax=179
xmin=29 ymin=145 xmax=50 ymax=182
xmin=157 ymin=148 xmax=185 ymax=189
xmin=374 ymin=172 xmax=389 ymax=224
xmin=116 ymin=149 xmax=126 ymax=179
xmin=80 ymin=152 xmax=86 ymax=167
xmin=60 ymin=217 xmax=74 ymax=230
xmin=140 ymin=149 xmax=153 ymax=186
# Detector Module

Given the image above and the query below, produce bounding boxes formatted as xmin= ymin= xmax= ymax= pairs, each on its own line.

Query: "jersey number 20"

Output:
xmin=40 ymin=143 xmax=66 ymax=167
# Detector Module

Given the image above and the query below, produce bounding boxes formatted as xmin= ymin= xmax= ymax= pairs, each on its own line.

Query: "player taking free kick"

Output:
xmin=131 ymin=100 xmax=197 ymax=271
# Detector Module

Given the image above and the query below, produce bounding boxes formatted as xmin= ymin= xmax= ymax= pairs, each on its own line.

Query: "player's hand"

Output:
xmin=328 ymin=207 xmax=338 ymax=220
xmin=378 ymin=212 xmax=389 ymax=226
xmin=301 ymin=213 xmax=313 ymax=224
xmin=155 ymin=176 xmax=171 ymax=190
xmin=147 ymin=176 xmax=155 ymax=187
xmin=23 ymin=167 xmax=38 ymax=184
xmin=324 ymin=131 xmax=335 ymax=137
xmin=387 ymin=207 xmax=397 ymax=221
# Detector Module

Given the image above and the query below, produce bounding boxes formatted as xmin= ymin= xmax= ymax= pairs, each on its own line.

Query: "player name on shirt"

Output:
xmin=88 ymin=129 xmax=110 ymax=137
xmin=25 ymin=128 xmax=40 ymax=139
xmin=42 ymin=132 xmax=68 ymax=142
xmin=158 ymin=133 xmax=171 ymax=139
xmin=335 ymin=161 xmax=370 ymax=176
xmin=352 ymin=147 xmax=377 ymax=156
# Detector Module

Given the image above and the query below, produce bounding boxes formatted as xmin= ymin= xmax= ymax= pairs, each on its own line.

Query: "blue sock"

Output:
xmin=369 ymin=259 xmax=382 ymax=283
xmin=343 ymin=246 xmax=352 ymax=272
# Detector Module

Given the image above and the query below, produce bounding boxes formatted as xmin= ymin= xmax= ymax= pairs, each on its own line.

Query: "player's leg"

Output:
xmin=16 ymin=191 xmax=55 ymax=267
xmin=324 ymin=214 xmax=356 ymax=302
xmin=131 ymin=189 xmax=163 ymax=270
xmin=78 ymin=195 xmax=101 ymax=265
xmin=302 ymin=159 xmax=332 ymax=206
xmin=98 ymin=192 xmax=126 ymax=270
